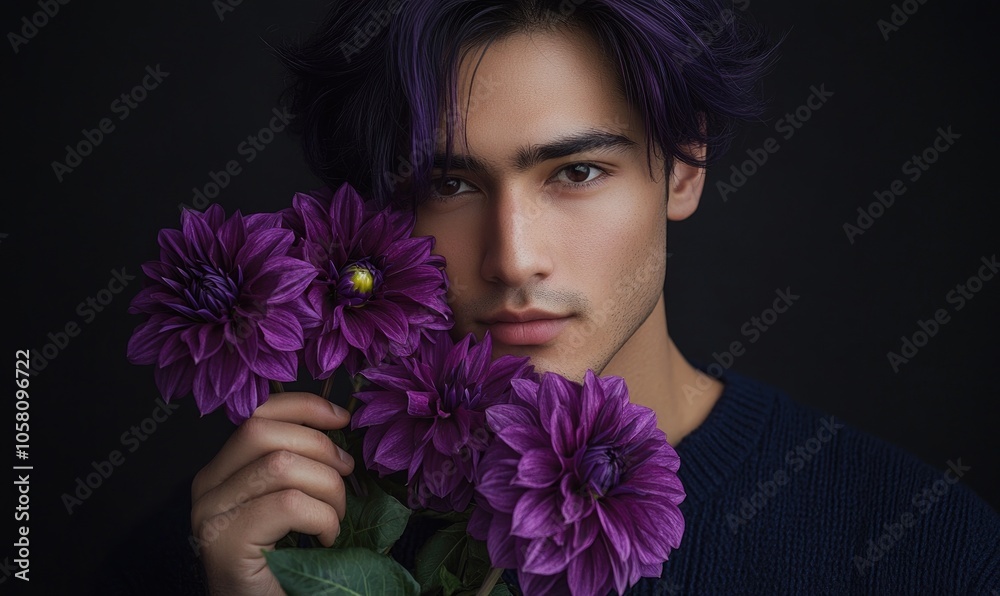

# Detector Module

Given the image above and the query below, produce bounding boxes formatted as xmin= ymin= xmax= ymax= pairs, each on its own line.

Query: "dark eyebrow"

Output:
xmin=431 ymin=129 xmax=638 ymax=176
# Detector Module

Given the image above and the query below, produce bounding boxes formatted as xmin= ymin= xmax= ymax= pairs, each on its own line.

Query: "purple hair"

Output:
xmin=275 ymin=0 xmax=778 ymax=207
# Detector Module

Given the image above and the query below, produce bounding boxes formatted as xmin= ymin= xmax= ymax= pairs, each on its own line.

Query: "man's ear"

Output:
xmin=666 ymin=141 xmax=707 ymax=222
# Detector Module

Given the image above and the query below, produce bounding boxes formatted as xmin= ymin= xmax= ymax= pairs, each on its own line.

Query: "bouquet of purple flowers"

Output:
xmin=127 ymin=182 xmax=685 ymax=595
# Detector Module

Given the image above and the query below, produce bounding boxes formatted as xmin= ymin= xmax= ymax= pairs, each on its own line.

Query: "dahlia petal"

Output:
xmin=481 ymin=355 xmax=533 ymax=400
xmin=216 ymin=210 xmax=247 ymax=257
xmin=405 ymin=390 xmax=436 ymax=417
xmin=549 ymin=404 xmax=576 ymax=457
xmin=153 ymin=359 xmax=194 ymax=402
xmin=476 ymin=462 xmax=522 ymax=514
xmin=382 ymin=236 xmax=434 ymax=270
xmin=158 ymin=331 xmax=190 ymax=367
xmin=537 ymin=373 xmax=576 ymax=431
xmin=518 ymin=570 xmax=563 ymax=596
xmin=430 ymin=417 xmax=467 ymax=457
xmin=246 ymin=257 xmax=317 ymax=304
xmin=308 ymin=332 xmax=349 ymax=380
xmin=340 ymin=311 xmax=375 ymax=350
xmin=569 ymin=513 xmax=601 ymax=559
xmin=521 ymin=536 xmax=570 ymax=575
xmin=329 ymin=183 xmax=364 ymax=238
xmin=292 ymin=192 xmax=334 ymax=247
xmin=511 ymin=489 xmax=561 ymax=540
xmin=257 ymin=308 xmax=304 ymax=352
xmin=510 ymin=377 xmax=540 ymax=407
xmin=209 ymin=346 xmax=249 ymax=401
xmin=597 ymin=500 xmax=633 ymax=563
xmin=181 ymin=209 xmax=220 ymax=264
xmin=578 ymin=370 xmax=606 ymax=442
xmin=127 ymin=320 xmax=165 ymax=365
xmin=485 ymin=516 xmax=519 ymax=568
xmin=372 ymin=418 xmax=418 ymax=471
xmin=236 ymin=227 xmax=294 ymax=274
xmin=567 ymin=544 xmax=607 ymax=596
xmin=359 ymin=365 xmax=415 ymax=392
xmin=180 ymin=324 xmax=225 ymax=365
xmin=485 ymin=404 xmax=537 ymax=432
xmin=223 ymin=375 xmax=268 ymax=425
xmin=156 ymin=228 xmax=188 ymax=263
xmin=467 ymin=506 xmax=492 ymax=541
xmin=192 ymin=362 xmax=228 ymax=415
xmin=352 ymin=391 xmax=408 ymax=427
xmin=363 ymin=301 xmax=410 ymax=345
xmin=246 ymin=345 xmax=297 ymax=381
xmin=496 ymin=425 xmax=550 ymax=455
xmin=513 ymin=448 xmax=562 ymax=489
xmin=442 ymin=333 xmax=473 ymax=375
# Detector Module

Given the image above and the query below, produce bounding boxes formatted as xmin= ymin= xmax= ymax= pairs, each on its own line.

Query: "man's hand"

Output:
xmin=191 ymin=392 xmax=355 ymax=595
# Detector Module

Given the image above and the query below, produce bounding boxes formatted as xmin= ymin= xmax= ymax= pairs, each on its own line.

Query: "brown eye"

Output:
xmin=557 ymin=163 xmax=604 ymax=185
xmin=435 ymin=178 xmax=461 ymax=196
xmin=431 ymin=177 xmax=474 ymax=199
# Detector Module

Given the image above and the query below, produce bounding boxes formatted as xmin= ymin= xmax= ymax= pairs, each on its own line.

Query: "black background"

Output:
xmin=5 ymin=0 xmax=999 ymax=593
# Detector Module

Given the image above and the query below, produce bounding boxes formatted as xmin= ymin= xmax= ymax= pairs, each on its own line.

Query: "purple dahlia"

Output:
xmin=126 ymin=205 xmax=316 ymax=424
xmin=351 ymin=330 xmax=535 ymax=512
xmin=281 ymin=184 xmax=452 ymax=378
xmin=469 ymin=371 xmax=685 ymax=595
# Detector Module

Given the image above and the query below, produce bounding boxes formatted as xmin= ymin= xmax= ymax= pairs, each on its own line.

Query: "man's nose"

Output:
xmin=479 ymin=187 xmax=553 ymax=288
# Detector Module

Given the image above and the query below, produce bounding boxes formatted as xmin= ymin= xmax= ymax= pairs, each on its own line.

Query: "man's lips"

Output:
xmin=481 ymin=310 xmax=572 ymax=346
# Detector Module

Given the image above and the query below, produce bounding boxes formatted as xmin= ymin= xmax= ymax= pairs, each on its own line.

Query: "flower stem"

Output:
xmin=269 ymin=380 xmax=285 ymax=394
xmin=475 ymin=567 xmax=504 ymax=596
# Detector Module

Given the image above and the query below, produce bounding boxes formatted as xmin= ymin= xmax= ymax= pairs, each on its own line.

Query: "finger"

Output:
xmin=192 ymin=417 xmax=355 ymax=501
xmin=193 ymin=450 xmax=348 ymax=532
xmin=196 ymin=489 xmax=343 ymax=562
xmin=251 ymin=392 xmax=351 ymax=428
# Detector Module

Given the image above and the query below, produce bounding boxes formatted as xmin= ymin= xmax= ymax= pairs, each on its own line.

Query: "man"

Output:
xmin=113 ymin=0 xmax=1000 ymax=594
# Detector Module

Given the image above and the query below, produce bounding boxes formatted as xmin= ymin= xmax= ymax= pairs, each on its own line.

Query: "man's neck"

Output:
xmin=601 ymin=293 xmax=724 ymax=446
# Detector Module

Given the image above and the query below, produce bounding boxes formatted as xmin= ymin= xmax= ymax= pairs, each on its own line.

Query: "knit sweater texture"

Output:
xmin=100 ymin=360 xmax=1000 ymax=595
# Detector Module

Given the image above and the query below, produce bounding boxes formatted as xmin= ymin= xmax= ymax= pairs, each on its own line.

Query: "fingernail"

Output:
xmin=329 ymin=401 xmax=349 ymax=417
xmin=339 ymin=448 xmax=355 ymax=466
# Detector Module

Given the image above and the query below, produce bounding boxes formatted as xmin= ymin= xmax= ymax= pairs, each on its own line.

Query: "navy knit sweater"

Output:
xmin=102 ymin=361 xmax=1000 ymax=595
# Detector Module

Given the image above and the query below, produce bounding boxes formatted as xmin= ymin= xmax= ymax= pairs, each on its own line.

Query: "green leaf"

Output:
xmin=439 ymin=566 xmax=462 ymax=596
xmin=335 ymin=478 xmax=412 ymax=552
xmin=414 ymin=522 xmax=468 ymax=594
xmin=461 ymin=536 xmax=492 ymax=587
xmin=489 ymin=583 xmax=512 ymax=596
xmin=327 ymin=428 xmax=349 ymax=452
xmin=413 ymin=505 xmax=473 ymax=524
xmin=265 ymin=547 xmax=420 ymax=596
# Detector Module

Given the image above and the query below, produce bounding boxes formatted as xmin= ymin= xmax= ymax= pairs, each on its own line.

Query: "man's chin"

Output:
xmin=489 ymin=341 xmax=587 ymax=382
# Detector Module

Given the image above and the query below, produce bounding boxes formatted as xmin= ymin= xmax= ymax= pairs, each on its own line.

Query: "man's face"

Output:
xmin=412 ymin=26 xmax=669 ymax=381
